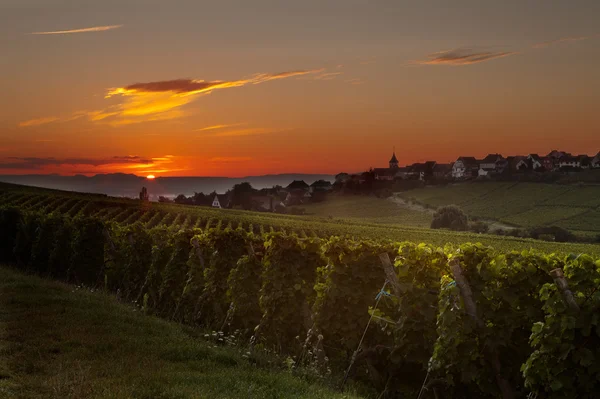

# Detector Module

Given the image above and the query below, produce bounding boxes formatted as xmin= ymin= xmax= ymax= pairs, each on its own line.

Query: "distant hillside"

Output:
xmin=397 ymin=182 xmax=600 ymax=236
xmin=0 ymin=173 xmax=335 ymax=198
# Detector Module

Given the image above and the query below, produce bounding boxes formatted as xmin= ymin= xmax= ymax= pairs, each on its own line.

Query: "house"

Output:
xmin=579 ymin=155 xmax=591 ymax=169
xmin=547 ymin=150 xmax=568 ymax=160
xmin=287 ymin=180 xmax=310 ymax=191
xmin=373 ymin=168 xmax=396 ymax=181
xmin=452 ymin=157 xmax=479 ymax=179
xmin=394 ymin=166 xmax=412 ymax=179
xmin=408 ymin=161 xmax=437 ymax=180
xmin=335 ymin=173 xmax=350 ymax=183
xmin=285 ymin=189 xmax=311 ymax=206
xmin=559 ymin=155 xmax=581 ymax=169
xmin=432 ymin=163 xmax=453 ymax=179
xmin=480 ymin=154 xmax=504 ymax=170
xmin=592 ymin=152 xmax=600 ymax=168
xmin=309 ymin=180 xmax=333 ymax=193
xmin=211 ymin=194 xmax=231 ymax=209
xmin=515 ymin=157 xmax=529 ymax=171
xmin=542 ymin=157 xmax=555 ymax=171
xmin=527 ymin=154 xmax=544 ymax=170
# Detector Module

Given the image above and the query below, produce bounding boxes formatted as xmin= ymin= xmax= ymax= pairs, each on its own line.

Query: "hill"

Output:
xmin=396 ymin=182 xmax=600 ymax=236
xmin=0 ymin=266 xmax=359 ymax=399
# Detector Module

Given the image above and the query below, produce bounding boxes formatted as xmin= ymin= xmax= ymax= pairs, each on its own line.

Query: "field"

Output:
xmin=2 ymin=181 xmax=599 ymax=255
xmin=292 ymin=195 xmax=432 ymax=227
xmin=0 ymin=266 xmax=358 ymax=399
xmin=398 ymin=182 xmax=600 ymax=234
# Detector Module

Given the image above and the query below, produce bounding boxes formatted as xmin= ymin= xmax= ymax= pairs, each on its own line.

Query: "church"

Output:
xmin=372 ymin=151 xmax=400 ymax=180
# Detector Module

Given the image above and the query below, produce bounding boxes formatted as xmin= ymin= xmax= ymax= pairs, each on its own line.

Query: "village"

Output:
xmin=159 ymin=149 xmax=600 ymax=213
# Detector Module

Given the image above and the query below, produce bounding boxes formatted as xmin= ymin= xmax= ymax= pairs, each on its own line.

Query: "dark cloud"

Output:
xmin=0 ymin=156 xmax=152 ymax=170
xmin=414 ymin=48 xmax=518 ymax=66
xmin=123 ymin=79 xmax=226 ymax=94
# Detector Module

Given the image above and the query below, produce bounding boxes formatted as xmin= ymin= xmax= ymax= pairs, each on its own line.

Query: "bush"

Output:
xmin=529 ymin=226 xmax=576 ymax=243
xmin=290 ymin=207 xmax=305 ymax=215
xmin=468 ymin=221 xmax=489 ymax=234
xmin=431 ymin=205 xmax=468 ymax=231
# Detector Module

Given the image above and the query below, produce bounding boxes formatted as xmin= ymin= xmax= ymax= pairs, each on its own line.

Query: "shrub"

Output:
xmin=468 ymin=221 xmax=489 ymax=234
xmin=431 ymin=205 xmax=468 ymax=231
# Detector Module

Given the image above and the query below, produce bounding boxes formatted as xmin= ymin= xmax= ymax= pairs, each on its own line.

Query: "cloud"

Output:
xmin=313 ymin=72 xmax=343 ymax=80
xmin=19 ymin=117 xmax=60 ymax=127
xmin=532 ymin=36 xmax=592 ymax=48
xmin=412 ymin=48 xmax=518 ymax=66
xmin=18 ymin=68 xmax=322 ymax=127
xmin=30 ymin=25 xmax=123 ymax=35
xmin=195 ymin=123 xmax=246 ymax=131
xmin=0 ymin=155 xmax=181 ymax=174
xmin=0 ymin=156 xmax=152 ymax=169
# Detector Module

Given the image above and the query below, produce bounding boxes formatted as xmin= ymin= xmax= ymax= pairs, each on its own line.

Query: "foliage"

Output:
xmin=256 ymin=233 xmax=323 ymax=351
xmin=431 ymin=205 xmax=468 ymax=231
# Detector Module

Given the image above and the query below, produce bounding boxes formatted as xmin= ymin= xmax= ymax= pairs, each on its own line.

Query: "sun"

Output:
xmin=146 ymin=174 xmax=156 ymax=180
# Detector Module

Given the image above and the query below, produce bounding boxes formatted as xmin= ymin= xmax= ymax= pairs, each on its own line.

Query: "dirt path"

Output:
xmin=389 ymin=194 xmax=516 ymax=231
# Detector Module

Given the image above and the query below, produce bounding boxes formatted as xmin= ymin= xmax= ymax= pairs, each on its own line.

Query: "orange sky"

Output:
xmin=1 ymin=1 xmax=600 ymax=177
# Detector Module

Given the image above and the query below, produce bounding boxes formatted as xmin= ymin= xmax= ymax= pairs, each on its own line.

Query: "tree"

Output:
xmin=139 ymin=187 xmax=149 ymax=201
xmin=174 ymin=194 xmax=190 ymax=205
xmin=431 ymin=205 xmax=468 ymax=231
xmin=231 ymin=182 xmax=256 ymax=210
xmin=158 ymin=196 xmax=172 ymax=203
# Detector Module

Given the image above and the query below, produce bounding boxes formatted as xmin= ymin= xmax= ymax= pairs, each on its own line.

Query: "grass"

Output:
xmin=292 ymin=195 xmax=431 ymax=227
xmin=0 ymin=266 xmax=360 ymax=399
xmin=398 ymin=182 xmax=600 ymax=232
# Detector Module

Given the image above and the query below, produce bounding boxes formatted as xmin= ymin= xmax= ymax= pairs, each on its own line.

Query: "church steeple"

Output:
xmin=389 ymin=148 xmax=399 ymax=169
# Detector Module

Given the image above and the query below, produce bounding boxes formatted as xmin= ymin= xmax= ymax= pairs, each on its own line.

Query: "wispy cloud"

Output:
xmin=30 ymin=25 xmax=123 ymax=35
xmin=412 ymin=48 xmax=518 ymax=66
xmin=532 ymin=35 xmax=593 ymax=49
xmin=195 ymin=123 xmax=246 ymax=131
xmin=313 ymin=72 xmax=343 ymax=80
xmin=19 ymin=117 xmax=60 ymax=127
xmin=20 ymin=68 xmax=323 ymax=127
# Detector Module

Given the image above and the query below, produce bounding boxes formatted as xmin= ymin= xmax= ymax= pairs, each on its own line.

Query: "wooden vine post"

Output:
xmin=549 ymin=268 xmax=580 ymax=313
xmin=448 ymin=257 xmax=515 ymax=399
xmin=378 ymin=253 xmax=404 ymax=297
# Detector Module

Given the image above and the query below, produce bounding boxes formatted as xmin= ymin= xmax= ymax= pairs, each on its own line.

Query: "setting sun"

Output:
xmin=146 ymin=174 xmax=155 ymax=180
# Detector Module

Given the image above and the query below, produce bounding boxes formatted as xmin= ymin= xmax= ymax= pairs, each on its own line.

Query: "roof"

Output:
xmin=389 ymin=152 xmax=399 ymax=164
xmin=373 ymin=168 xmax=396 ymax=176
xmin=528 ymin=154 xmax=541 ymax=162
xmin=310 ymin=180 xmax=332 ymax=187
xmin=214 ymin=193 xmax=230 ymax=204
xmin=456 ymin=156 xmax=479 ymax=167
xmin=286 ymin=180 xmax=309 ymax=190
xmin=481 ymin=153 xmax=503 ymax=163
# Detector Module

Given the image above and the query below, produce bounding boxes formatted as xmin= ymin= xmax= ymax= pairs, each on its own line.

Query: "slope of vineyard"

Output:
xmin=398 ymin=181 xmax=600 ymax=235
xmin=2 ymin=205 xmax=599 ymax=398
xmin=1 ymin=181 xmax=599 ymax=254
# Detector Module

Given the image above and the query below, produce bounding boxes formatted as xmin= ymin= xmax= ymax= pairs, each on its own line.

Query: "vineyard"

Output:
xmin=1 ymin=182 xmax=599 ymax=255
xmin=398 ymin=182 xmax=600 ymax=234
xmin=1 ymin=198 xmax=600 ymax=398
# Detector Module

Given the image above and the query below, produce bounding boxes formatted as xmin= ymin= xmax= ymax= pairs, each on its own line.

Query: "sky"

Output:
xmin=1 ymin=0 xmax=599 ymax=177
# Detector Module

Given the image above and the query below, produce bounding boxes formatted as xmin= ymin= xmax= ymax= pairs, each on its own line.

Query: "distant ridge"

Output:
xmin=0 ymin=173 xmax=335 ymax=199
